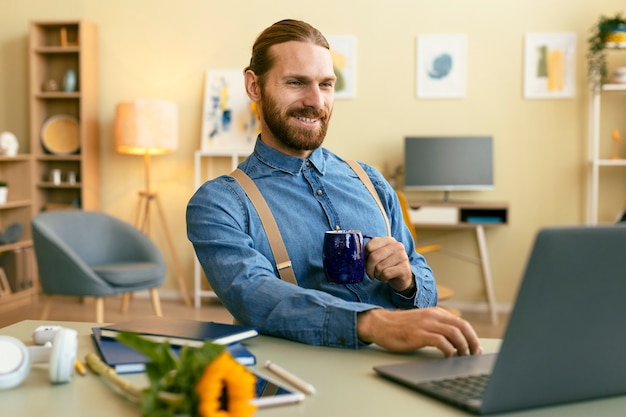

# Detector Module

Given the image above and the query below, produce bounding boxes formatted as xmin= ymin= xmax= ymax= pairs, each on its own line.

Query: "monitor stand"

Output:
xmin=432 ymin=190 xmax=473 ymax=204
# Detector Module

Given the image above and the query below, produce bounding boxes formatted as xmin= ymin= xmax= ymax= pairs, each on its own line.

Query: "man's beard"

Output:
xmin=260 ymin=91 xmax=331 ymax=152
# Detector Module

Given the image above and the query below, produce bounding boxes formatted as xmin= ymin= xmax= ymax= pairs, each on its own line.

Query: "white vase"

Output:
xmin=0 ymin=186 xmax=8 ymax=204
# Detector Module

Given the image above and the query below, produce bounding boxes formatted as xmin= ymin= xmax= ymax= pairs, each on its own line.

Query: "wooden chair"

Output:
xmin=396 ymin=190 xmax=460 ymax=317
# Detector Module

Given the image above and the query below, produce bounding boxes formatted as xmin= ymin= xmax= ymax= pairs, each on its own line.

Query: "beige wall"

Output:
xmin=2 ymin=0 xmax=625 ymax=310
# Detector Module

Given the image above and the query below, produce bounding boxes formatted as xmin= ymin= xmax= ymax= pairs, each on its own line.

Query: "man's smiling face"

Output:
xmin=255 ymin=40 xmax=336 ymax=157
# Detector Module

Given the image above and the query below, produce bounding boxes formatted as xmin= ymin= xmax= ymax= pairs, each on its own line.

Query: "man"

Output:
xmin=187 ymin=19 xmax=482 ymax=357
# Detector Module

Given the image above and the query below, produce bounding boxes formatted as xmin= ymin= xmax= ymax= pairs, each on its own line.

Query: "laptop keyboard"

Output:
xmin=417 ymin=373 xmax=490 ymax=407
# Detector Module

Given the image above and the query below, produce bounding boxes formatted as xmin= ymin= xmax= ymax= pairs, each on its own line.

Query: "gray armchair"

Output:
xmin=32 ymin=210 xmax=165 ymax=323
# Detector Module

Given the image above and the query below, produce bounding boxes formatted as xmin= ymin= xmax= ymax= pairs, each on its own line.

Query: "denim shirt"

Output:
xmin=187 ymin=138 xmax=437 ymax=349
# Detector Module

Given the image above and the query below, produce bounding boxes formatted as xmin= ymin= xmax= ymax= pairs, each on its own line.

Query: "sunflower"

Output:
xmin=196 ymin=352 xmax=258 ymax=417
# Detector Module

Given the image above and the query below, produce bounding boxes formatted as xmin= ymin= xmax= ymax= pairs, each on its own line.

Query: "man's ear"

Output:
xmin=244 ymin=70 xmax=261 ymax=102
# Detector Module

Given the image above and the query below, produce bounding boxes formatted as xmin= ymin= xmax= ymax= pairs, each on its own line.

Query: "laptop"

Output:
xmin=374 ymin=225 xmax=626 ymax=414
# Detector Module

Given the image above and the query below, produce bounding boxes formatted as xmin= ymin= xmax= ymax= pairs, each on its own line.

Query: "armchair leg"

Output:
xmin=120 ymin=293 xmax=131 ymax=313
xmin=150 ymin=288 xmax=163 ymax=317
xmin=95 ymin=297 xmax=104 ymax=323
xmin=40 ymin=295 xmax=52 ymax=320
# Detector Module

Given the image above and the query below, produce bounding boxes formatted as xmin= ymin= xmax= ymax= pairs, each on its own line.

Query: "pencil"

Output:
xmin=75 ymin=359 xmax=87 ymax=376
xmin=264 ymin=360 xmax=317 ymax=395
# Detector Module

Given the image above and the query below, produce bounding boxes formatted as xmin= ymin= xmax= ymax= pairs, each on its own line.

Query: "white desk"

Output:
xmin=2 ymin=320 xmax=625 ymax=416
xmin=410 ymin=200 xmax=508 ymax=325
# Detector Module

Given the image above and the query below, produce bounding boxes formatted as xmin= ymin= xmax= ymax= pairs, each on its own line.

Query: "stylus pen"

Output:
xmin=264 ymin=360 xmax=317 ymax=395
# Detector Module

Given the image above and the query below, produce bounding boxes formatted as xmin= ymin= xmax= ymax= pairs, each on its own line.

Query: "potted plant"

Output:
xmin=0 ymin=181 xmax=7 ymax=204
xmin=587 ymin=13 xmax=626 ymax=92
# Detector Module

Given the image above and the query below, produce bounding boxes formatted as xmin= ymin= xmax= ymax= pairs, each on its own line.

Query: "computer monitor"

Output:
xmin=403 ymin=136 xmax=494 ymax=201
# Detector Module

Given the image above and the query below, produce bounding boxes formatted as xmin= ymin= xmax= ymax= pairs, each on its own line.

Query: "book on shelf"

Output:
xmin=91 ymin=328 xmax=256 ymax=374
xmin=97 ymin=316 xmax=259 ymax=347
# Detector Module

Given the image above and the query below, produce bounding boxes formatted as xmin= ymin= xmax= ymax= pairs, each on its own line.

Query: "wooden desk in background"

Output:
xmin=409 ymin=200 xmax=509 ymax=325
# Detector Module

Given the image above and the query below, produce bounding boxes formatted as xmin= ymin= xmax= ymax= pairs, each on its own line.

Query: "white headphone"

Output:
xmin=0 ymin=326 xmax=77 ymax=390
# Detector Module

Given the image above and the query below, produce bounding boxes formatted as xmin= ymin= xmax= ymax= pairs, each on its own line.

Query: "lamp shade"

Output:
xmin=114 ymin=99 xmax=178 ymax=155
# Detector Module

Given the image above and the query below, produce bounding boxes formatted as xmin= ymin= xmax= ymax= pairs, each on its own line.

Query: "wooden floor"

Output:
xmin=0 ymin=295 xmax=509 ymax=339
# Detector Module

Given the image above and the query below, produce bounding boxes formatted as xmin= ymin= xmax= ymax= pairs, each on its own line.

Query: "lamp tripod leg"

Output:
xmin=135 ymin=192 xmax=152 ymax=234
xmin=152 ymin=195 xmax=192 ymax=307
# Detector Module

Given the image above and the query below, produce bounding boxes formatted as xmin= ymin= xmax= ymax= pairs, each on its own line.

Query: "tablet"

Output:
xmin=252 ymin=371 xmax=306 ymax=408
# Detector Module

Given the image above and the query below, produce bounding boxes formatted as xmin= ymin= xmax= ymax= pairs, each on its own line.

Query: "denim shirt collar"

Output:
xmin=254 ymin=136 xmax=326 ymax=176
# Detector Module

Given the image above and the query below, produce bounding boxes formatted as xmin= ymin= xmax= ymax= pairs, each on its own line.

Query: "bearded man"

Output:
xmin=187 ymin=19 xmax=481 ymax=357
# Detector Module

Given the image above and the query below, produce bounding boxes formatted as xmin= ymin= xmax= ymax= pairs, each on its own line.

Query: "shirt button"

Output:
xmin=306 ymin=161 xmax=311 ymax=167
xmin=316 ymin=189 xmax=323 ymax=195
xmin=337 ymin=337 xmax=345 ymax=345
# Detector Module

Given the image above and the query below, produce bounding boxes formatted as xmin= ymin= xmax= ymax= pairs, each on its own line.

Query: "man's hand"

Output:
xmin=357 ymin=307 xmax=483 ymax=357
xmin=365 ymin=237 xmax=414 ymax=294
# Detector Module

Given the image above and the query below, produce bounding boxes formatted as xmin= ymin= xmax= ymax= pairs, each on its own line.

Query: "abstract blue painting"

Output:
xmin=417 ymin=34 xmax=467 ymax=99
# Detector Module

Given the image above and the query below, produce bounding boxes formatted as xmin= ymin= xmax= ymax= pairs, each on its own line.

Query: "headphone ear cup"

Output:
xmin=48 ymin=328 xmax=77 ymax=384
xmin=0 ymin=336 xmax=30 ymax=390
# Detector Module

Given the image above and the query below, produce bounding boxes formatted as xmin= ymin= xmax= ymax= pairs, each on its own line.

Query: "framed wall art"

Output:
xmin=523 ymin=32 xmax=576 ymax=99
xmin=327 ymin=35 xmax=357 ymax=99
xmin=200 ymin=69 xmax=258 ymax=151
xmin=416 ymin=34 xmax=467 ymax=99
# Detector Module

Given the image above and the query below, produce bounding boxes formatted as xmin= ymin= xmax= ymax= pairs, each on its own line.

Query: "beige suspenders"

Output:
xmin=230 ymin=169 xmax=298 ymax=285
xmin=344 ymin=160 xmax=391 ymax=237
xmin=230 ymin=160 xmax=391 ymax=285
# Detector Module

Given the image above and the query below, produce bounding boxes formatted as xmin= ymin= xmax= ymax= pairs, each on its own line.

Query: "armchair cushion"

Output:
xmin=92 ymin=262 xmax=164 ymax=287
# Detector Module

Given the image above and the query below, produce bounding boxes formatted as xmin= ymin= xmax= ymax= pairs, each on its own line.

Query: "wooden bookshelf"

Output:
xmin=29 ymin=20 xmax=100 ymax=213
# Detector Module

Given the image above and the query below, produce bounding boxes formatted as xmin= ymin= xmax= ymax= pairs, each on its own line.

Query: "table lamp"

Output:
xmin=114 ymin=99 xmax=191 ymax=306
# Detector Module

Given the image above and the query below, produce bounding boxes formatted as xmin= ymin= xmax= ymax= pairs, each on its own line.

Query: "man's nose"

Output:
xmin=302 ymin=85 xmax=325 ymax=109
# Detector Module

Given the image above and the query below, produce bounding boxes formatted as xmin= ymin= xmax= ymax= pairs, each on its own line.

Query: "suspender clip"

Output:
xmin=277 ymin=261 xmax=292 ymax=271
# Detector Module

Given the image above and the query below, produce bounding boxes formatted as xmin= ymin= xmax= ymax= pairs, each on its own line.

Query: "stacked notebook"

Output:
xmin=91 ymin=317 xmax=259 ymax=373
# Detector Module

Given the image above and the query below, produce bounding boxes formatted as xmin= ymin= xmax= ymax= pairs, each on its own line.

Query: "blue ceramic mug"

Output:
xmin=323 ymin=230 xmax=371 ymax=284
